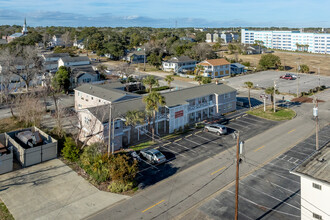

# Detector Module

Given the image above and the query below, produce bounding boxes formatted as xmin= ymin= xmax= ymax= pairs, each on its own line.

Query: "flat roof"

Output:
xmin=292 ymin=144 xmax=330 ymax=184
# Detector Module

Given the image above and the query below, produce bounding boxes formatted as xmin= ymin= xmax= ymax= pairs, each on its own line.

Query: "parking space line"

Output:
xmin=163 ymin=142 xmax=171 ymax=147
xmin=288 ymin=129 xmax=296 ymax=134
xmin=195 ymin=130 xmax=202 ymax=134
xmin=185 ymin=134 xmax=192 ymax=138
xmin=254 ymin=145 xmax=265 ymax=152
xmin=173 ymin=142 xmax=198 ymax=153
xmin=142 ymin=200 xmax=165 ymax=213
xmin=194 ymin=134 xmax=219 ymax=145
xmin=174 ymin=138 xmax=182 ymax=142
xmin=183 ymin=137 xmax=208 ymax=149
xmin=211 ymin=166 xmax=226 ymax=175
xmin=159 ymin=145 xmax=187 ymax=157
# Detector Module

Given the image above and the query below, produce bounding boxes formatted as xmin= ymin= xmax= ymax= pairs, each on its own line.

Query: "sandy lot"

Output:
xmin=226 ymin=51 xmax=330 ymax=76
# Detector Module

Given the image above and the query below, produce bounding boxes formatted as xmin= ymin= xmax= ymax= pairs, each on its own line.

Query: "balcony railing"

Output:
xmin=188 ymin=101 xmax=213 ymax=111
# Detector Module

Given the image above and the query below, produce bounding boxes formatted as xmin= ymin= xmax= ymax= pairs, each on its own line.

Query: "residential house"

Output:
xmin=230 ymin=63 xmax=246 ymax=74
xmin=221 ymin=32 xmax=239 ymax=43
xmin=42 ymin=53 xmax=69 ymax=62
xmin=70 ymin=65 xmax=99 ymax=88
xmin=73 ymin=39 xmax=85 ymax=49
xmin=180 ymin=37 xmax=196 ymax=42
xmin=49 ymin=35 xmax=64 ymax=47
xmin=291 ymin=146 xmax=330 ymax=220
xmin=58 ymin=56 xmax=91 ymax=67
xmin=197 ymin=58 xmax=231 ymax=78
xmin=123 ymin=50 xmax=146 ymax=63
xmin=162 ymin=56 xmax=197 ymax=73
xmin=206 ymin=33 xmax=213 ymax=43
xmin=75 ymin=82 xmax=236 ymax=149
xmin=213 ymin=33 xmax=219 ymax=43
xmin=3 ymin=19 xmax=28 ymax=43
xmin=245 ymin=45 xmax=267 ymax=54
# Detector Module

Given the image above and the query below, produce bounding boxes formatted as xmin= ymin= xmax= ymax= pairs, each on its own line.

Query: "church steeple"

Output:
xmin=22 ymin=18 xmax=28 ymax=35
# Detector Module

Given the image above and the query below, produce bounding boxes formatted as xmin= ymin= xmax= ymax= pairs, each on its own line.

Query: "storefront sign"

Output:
xmin=175 ymin=110 xmax=184 ymax=118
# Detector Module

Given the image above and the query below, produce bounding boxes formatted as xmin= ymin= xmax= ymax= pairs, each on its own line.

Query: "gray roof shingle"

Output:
xmin=60 ymin=56 xmax=90 ymax=63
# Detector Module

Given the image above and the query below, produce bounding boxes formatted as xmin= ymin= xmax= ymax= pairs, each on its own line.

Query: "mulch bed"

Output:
xmin=291 ymin=97 xmax=325 ymax=103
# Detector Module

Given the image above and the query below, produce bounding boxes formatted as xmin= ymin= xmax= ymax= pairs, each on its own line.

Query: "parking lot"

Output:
xmin=225 ymin=71 xmax=330 ymax=94
xmin=135 ymin=114 xmax=280 ymax=187
xmin=193 ymin=124 xmax=330 ymax=220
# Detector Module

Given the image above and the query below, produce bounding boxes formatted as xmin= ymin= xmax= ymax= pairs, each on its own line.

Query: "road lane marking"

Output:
xmin=186 ymin=134 xmax=192 ymax=138
xmin=211 ymin=166 xmax=226 ymax=176
xmin=254 ymin=145 xmax=265 ymax=152
xmin=163 ymin=142 xmax=171 ymax=147
xmin=174 ymin=138 xmax=182 ymax=142
xmin=142 ymin=200 xmax=165 ymax=213
xmin=195 ymin=130 xmax=202 ymax=134
xmin=288 ymin=129 xmax=296 ymax=134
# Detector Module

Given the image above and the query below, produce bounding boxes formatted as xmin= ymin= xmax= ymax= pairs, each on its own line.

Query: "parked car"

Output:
xmin=140 ymin=149 xmax=166 ymax=164
xmin=280 ymin=73 xmax=297 ymax=80
xmin=204 ymin=124 xmax=228 ymax=135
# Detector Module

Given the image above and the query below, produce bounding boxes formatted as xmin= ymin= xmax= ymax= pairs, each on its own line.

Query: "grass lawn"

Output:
xmin=247 ymin=106 xmax=296 ymax=121
xmin=0 ymin=117 xmax=25 ymax=134
xmin=0 ymin=199 xmax=14 ymax=220
xmin=130 ymin=141 xmax=156 ymax=151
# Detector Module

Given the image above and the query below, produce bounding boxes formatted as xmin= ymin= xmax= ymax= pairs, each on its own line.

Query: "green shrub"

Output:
xmin=80 ymin=143 xmax=110 ymax=183
xmin=61 ymin=137 xmax=80 ymax=162
xmin=108 ymin=180 xmax=134 ymax=193
xmin=278 ymin=65 xmax=285 ymax=71
xmin=109 ymin=154 xmax=138 ymax=184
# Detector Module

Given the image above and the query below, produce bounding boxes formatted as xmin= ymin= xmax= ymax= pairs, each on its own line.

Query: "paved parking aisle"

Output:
xmin=136 ymin=115 xmax=279 ymax=188
xmin=188 ymin=125 xmax=330 ymax=220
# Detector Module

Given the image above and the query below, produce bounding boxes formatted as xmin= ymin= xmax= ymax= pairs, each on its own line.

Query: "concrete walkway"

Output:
xmin=0 ymin=159 xmax=129 ymax=220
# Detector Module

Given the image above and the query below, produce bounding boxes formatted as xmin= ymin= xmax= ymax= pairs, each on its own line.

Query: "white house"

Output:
xmin=73 ymin=39 xmax=85 ymax=49
xmin=42 ymin=53 xmax=69 ymax=62
xmin=197 ymin=58 xmax=231 ymax=78
xmin=58 ymin=56 xmax=90 ymax=67
xmin=49 ymin=35 xmax=64 ymax=47
xmin=291 ymin=146 xmax=330 ymax=220
xmin=162 ymin=56 xmax=197 ymax=73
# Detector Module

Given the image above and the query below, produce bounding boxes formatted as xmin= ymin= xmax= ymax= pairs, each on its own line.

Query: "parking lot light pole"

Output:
xmin=234 ymin=131 xmax=240 ymax=220
xmin=313 ymin=97 xmax=319 ymax=150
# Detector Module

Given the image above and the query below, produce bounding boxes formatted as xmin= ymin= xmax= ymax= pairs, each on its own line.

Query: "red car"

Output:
xmin=280 ymin=74 xmax=297 ymax=80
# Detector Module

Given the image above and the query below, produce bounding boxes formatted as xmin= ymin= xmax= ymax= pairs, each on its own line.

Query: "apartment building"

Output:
xmin=291 ymin=146 xmax=330 ymax=220
xmin=197 ymin=58 xmax=231 ymax=78
xmin=75 ymin=82 xmax=236 ymax=149
xmin=241 ymin=29 xmax=330 ymax=54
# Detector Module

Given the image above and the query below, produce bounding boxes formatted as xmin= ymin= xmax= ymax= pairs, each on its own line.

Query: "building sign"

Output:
xmin=175 ymin=110 xmax=184 ymax=118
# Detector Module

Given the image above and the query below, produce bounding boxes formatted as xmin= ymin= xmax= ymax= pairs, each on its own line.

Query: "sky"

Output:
xmin=0 ymin=0 xmax=329 ymax=28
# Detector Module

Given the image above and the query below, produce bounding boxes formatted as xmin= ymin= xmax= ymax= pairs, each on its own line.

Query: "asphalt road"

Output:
xmin=184 ymin=124 xmax=330 ymax=220
xmin=87 ymin=91 xmax=330 ymax=220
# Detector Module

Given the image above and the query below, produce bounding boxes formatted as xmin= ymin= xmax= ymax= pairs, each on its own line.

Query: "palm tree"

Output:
xmin=143 ymin=91 xmax=166 ymax=141
xmin=143 ymin=75 xmax=159 ymax=92
xmin=265 ymin=86 xmax=279 ymax=109
xmin=194 ymin=75 xmax=203 ymax=85
xmin=164 ymin=75 xmax=174 ymax=91
xmin=125 ymin=110 xmax=145 ymax=143
xmin=244 ymin=81 xmax=254 ymax=109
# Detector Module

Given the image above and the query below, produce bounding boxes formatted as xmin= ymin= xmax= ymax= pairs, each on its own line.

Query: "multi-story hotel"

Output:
xmin=241 ymin=29 xmax=330 ymax=54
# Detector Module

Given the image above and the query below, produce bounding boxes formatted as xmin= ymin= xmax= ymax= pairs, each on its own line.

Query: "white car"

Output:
xmin=140 ymin=149 xmax=166 ymax=164
xmin=204 ymin=124 xmax=228 ymax=136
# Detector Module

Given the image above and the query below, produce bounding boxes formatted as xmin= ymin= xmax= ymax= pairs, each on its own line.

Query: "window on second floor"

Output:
xmin=312 ymin=182 xmax=322 ymax=190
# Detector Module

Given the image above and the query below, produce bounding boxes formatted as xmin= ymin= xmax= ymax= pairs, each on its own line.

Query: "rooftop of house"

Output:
xmin=43 ymin=53 xmax=70 ymax=58
xmin=127 ymin=50 xmax=145 ymax=56
xmin=292 ymin=144 xmax=330 ymax=185
xmin=83 ymin=82 xmax=236 ymax=122
xmin=0 ymin=39 xmax=7 ymax=45
xmin=60 ymin=56 xmax=90 ymax=63
xmin=198 ymin=58 xmax=230 ymax=66
xmin=9 ymin=33 xmax=23 ymax=38
xmin=71 ymin=65 xmax=97 ymax=78
xmin=165 ymin=56 xmax=196 ymax=63
xmin=75 ymin=82 xmax=140 ymax=103
xmin=231 ymin=63 xmax=246 ymax=68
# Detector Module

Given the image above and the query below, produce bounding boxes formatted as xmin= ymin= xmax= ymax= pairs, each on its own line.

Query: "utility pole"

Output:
xmin=313 ymin=97 xmax=319 ymax=150
xmin=112 ymin=110 xmax=115 ymax=154
xmin=235 ymin=131 xmax=240 ymax=220
xmin=273 ymin=80 xmax=276 ymax=112
xmin=108 ymin=104 xmax=112 ymax=156
xmin=143 ymin=47 xmax=146 ymax=72
xmin=295 ymin=61 xmax=300 ymax=97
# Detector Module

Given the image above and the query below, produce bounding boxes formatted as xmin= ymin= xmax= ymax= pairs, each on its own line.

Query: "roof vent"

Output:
xmin=317 ymin=158 xmax=325 ymax=162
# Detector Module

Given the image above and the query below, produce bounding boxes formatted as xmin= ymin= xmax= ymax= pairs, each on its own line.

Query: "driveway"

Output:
xmin=0 ymin=159 xmax=128 ymax=220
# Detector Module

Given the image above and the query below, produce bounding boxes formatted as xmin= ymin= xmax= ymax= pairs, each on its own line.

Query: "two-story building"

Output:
xmin=42 ymin=53 xmax=70 ymax=71
xmin=123 ymin=50 xmax=146 ymax=64
xmin=58 ymin=56 xmax=90 ymax=67
xmin=162 ymin=56 xmax=197 ymax=73
xmin=291 ymin=145 xmax=330 ymax=220
xmin=197 ymin=58 xmax=231 ymax=78
xmin=75 ymin=82 xmax=236 ymax=150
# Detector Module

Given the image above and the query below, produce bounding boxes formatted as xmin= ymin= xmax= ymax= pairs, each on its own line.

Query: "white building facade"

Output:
xmin=241 ymin=29 xmax=330 ymax=54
